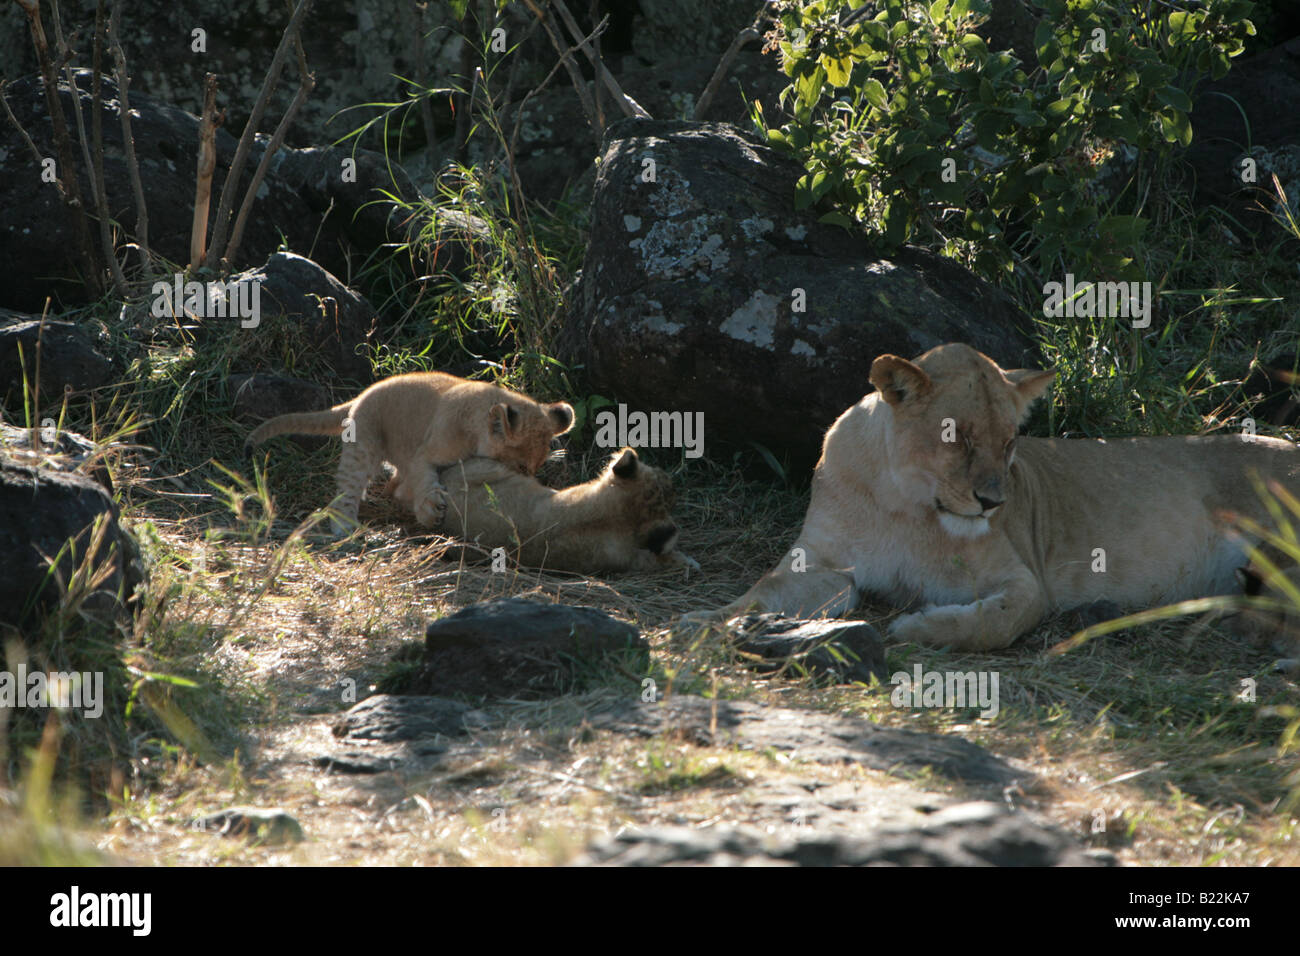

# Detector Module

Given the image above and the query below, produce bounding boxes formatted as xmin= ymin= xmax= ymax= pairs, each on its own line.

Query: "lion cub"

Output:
xmin=246 ymin=371 xmax=573 ymax=535
xmin=436 ymin=448 xmax=697 ymax=574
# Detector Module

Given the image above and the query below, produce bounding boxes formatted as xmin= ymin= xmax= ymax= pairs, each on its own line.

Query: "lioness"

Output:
xmin=246 ymin=372 xmax=574 ymax=535
xmin=685 ymin=343 xmax=1300 ymax=650
xmin=437 ymin=448 xmax=697 ymax=574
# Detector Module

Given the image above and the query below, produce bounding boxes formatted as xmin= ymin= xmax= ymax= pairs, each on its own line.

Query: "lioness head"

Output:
xmin=486 ymin=399 xmax=575 ymax=475
xmin=605 ymin=448 xmax=682 ymax=558
xmin=868 ymin=343 xmax=1053 ymax=537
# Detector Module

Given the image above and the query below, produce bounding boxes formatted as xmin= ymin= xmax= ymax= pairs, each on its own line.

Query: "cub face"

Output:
xmin=483 ymin=400 xmax=575 ymax=475
xmin=607 ymin=448 xmax=681 ymax=558
xmin=868 ymin=344 xmax=1053 ymax=538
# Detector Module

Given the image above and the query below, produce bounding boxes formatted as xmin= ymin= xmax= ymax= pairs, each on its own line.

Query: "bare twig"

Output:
xmin=50 ymin=1 xmax=99 ymax=201
xmin=509 ymin=14 xmax=609 ymax=163
xmin=204 ymin=0 xmax=314 ymax=271
xmin=519 ymin=0 xmax=599 ymax=133
xmin=219 ymin=0 xmax=316 ymax=269
xmin=224 ymin=60 xmax=315 ymax=268
xmin=694 ymin=4 xmax=770 ymax=121
xmin=108 ymin=0 xmax=151 ymax=272
xmin=0 ymin=80 xmax=50 ymax=178
xmin=549 ymin=0 xmax=650 ymax=119
xmin=91 ymin=0 xmax=127 ymax=295
xmin=15 ymin=0 xmax=102 ymax=294
xmin=191 ymin=74 xmax=220 ymax=271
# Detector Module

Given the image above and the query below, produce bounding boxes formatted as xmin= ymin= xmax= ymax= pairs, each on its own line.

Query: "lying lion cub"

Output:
xmin=436 ymin=448 xmax=697 ymax=574
xmin=246 ymin=371 xmax=573 ymax=535
xmin=686 ymin=342 xmax=1300 ymax=651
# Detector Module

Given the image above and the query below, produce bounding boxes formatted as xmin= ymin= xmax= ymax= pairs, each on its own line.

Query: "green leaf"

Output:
xmin=929 ymin=0 xmax=949 ymax=25
xmin=861 ymin=77 xmax=889 ymax=111
xmin=1155 ymin=85 xmax=1192 ymax=112
xmin=817 ymin=211 xmax=853 ymax=228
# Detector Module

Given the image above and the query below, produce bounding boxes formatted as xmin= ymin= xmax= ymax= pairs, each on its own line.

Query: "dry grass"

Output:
xmin=5 ymin=427 xmax=1293 ymax=867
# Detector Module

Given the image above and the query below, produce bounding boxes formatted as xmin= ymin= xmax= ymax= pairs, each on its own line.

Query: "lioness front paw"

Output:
xmin=886 ymin=611 xmax=933 ymax=645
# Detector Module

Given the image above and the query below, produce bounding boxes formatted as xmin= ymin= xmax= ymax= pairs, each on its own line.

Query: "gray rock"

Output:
xmin=574 ymin=802 xmax=1111 ymax=866
xmin=0 ymin=458 xmax=141 ymax=627
xmin=0 ymin=422 xmax=111 ymax=493
xmin=210 ymin=252 xmax=378 ymax=385
xmin=331 ymin=694 xmax=479 ymax=743
xmin=561 ymin=119 xmax=1037 ymax=469
xmin=229 ymin=371 xmax=334 ymax=452
xmin=412 ymin=598 xmax=648 ymax=700
xmin=0 ymin=310 xmax=116 ymax=403
xmin=192 ymin=807 xmax=304 ymax=845
xmin=589 ymin=694 xmax=1023 ymax=786
xmin=722 ymin=613 xmax=888 ymax=684
xmin=1185 ymin=37 xmax=1300 ymax=238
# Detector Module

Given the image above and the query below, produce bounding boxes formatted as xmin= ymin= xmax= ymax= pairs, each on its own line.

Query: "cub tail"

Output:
xmin=246 ymin=404 xmax=352 ymax=449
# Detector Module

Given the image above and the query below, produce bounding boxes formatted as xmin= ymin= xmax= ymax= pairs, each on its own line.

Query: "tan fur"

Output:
xmin=436 ymin=448 xmax=697 ymax=574
xmin=683 ymin=342 xmax=1300 ymax=651
xmin=246 ymin=371 xmax=573 ymax=534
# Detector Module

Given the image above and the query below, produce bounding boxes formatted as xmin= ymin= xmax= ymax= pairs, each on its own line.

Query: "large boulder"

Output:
xmin=0 ymin=454 xmax=140 ymax=628
xmin=1184 ymin=37 xmax=1300 ymax=237
xmin=0 ymin=72 xmax=414 ymax=311
xmin=560 ymin=119 xmax=1038 ymax=469
xmin=410 ymin=598 xmax=648 ymax=700
xmin=0 ymin=309 xmax=117 ymax=405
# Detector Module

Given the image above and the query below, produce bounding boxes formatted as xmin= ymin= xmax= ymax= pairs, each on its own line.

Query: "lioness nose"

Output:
xmin=975 ymin=492 xmax=1003 ymax=511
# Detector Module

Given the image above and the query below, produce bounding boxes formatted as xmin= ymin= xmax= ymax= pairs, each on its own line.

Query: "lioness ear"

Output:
xmin=869 ymin=355 xmax=932 ymax=405
xmin=611 ymin=448 xmax=638 ymax=478
xmin=489 ymin=403 xmax=520 ymax=437
xmin=1005 ymin=369 xmax=1054 ymax=415
xmin=547 ymin=401 xmax=575 ymax=436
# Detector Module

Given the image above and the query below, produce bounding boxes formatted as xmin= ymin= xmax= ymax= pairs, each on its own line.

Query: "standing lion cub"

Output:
xmin=246 ymin=371 xmax=573 ymax=535
xmin=683 ymin=343 xmax=1300 ymax=651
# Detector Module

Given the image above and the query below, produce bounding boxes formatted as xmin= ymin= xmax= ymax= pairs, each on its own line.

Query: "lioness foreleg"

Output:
xmin=886 ymin=573 xmax=1045 ymax=651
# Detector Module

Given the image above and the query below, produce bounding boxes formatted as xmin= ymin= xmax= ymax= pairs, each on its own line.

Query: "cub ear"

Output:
xmin=547 ymin=401 xmax=575 ymax=436
xmin=1004 ymin=369 xmax=1054 ymax=417
xmin=611 ymin=447 xmax=639 ymax=478
xmin=869 ymin=354 xmax=932 ymax=405
xmin=489 ymin=403 xmax=521 ymax=437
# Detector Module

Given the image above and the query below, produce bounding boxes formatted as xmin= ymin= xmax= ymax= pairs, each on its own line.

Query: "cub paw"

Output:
xmin=415 ymin=488 xmax=449 ymax=528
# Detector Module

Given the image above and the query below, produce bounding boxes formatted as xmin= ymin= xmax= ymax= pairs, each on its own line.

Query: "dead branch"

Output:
xmin=0 ymin=80 xmax=50 ymax=179
xmin=694 ymin=4 xmax=769 ymax=121
xmin=519 ymin=0 xmax=600 ymax=134
xmin=191 ymin=74 xmax=220 ymax=271
xmin=50 ymin=1 xmax=100 ymax=202
xmin=15 ymin=0 xmax=102 ymax=294
xmin=509 ymin=14 xmax=609 ymax=163
xmin=107 ymin=0 xmax=151 ymax=273
xmin=224 ymin=61 xmax=315 ymax=269
xmin=204 ymin=0 xmax=314 ymax=271
xmin=549 ymin=0 xmax=650 ymax=119
xmin=91 ymin=0 xmax=127 ymax=295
